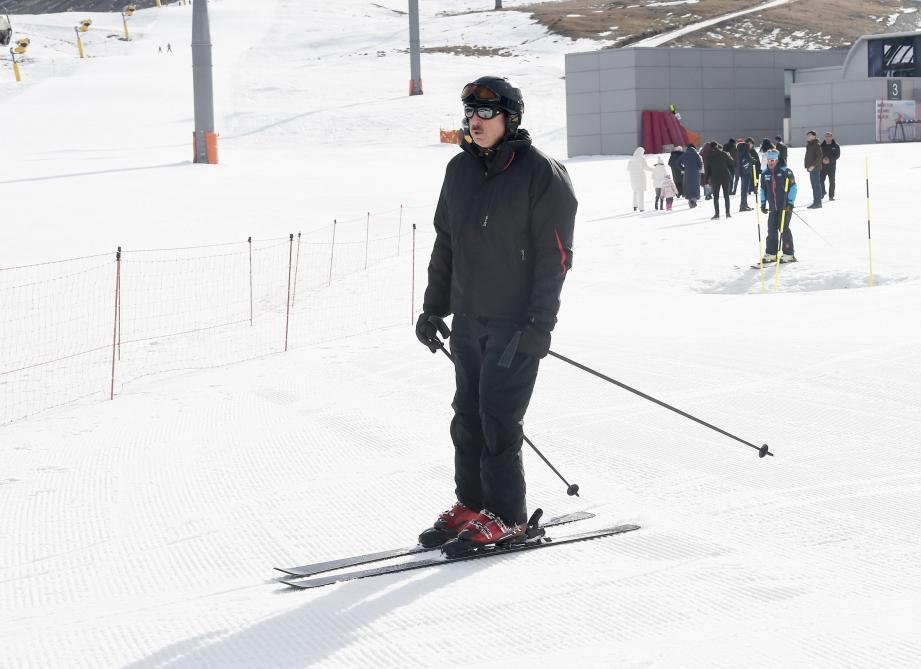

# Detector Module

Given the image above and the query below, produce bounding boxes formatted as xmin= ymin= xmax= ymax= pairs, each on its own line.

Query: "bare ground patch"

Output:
xmin=465 ymin=0 xmax=920 ymax=49
xmin=669 ymin=0 xmax=910 ymax=49
xmin=421 ymin=45 xmax=513 ymax=57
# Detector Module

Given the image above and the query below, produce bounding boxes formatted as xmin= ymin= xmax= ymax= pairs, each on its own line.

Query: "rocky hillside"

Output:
xmin=482 ymin=0 xmax=921 ymax=50
xmin=6 ymin=0 xmax=921 ymax=50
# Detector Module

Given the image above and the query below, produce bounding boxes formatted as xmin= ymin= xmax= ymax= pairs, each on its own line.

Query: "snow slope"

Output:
xmin=2 ymin=1 xmax=921 ymax=667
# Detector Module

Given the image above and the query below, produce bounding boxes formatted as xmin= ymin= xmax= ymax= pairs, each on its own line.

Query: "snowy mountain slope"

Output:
xmin=2 ymin=1 xmax=921 ymax=668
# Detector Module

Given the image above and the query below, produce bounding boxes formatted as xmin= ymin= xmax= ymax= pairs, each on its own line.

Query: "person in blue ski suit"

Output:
xmin=759 ymin=149 xmax=797 ymax=262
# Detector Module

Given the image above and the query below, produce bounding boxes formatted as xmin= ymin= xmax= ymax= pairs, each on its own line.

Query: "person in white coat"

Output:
xmin=626 ymin=147 xmax=653 ymax=211
xmin=651 ymin=157 xmax=668 ymax=210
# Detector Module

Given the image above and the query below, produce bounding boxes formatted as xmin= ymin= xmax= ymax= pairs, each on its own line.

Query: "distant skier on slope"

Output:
xmin=759 ymin=149 xmax=798 ymax=263
xmin=415 ymin=75 xmax=578 ymax=556
xmin=626 ymin=146 xmax=653 ymax=211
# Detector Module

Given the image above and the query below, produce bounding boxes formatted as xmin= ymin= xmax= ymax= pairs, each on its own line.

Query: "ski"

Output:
xmin=279 ymin=523 xmax=640 ymax=590
xmin=750 ymin=258 xmax=797 ymax=269
xmin=274 ymin=510 xmax=595 ymax=578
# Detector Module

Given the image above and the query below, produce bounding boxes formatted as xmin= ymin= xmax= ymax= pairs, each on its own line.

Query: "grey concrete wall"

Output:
xmin=794 ymin=66 xmax=843 ymax=83
xmin=791 ymin=78 xmax=921 ymax=146
xmin=842 ymin=38 xmax=869 ymax=81
xmin=565 ymin=47 xmax=847 ymax=157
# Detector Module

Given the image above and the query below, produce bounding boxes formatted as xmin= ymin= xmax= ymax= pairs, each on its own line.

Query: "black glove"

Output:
xmin=518 ymin=323 xmax=552 ymax=359
xmin=498 ymin=322 xmax=552 ymax=367
xmin=415 ymin=312 xmax=449 ymax=353
xmin=760 ymin=204 xmax=768 ymax=214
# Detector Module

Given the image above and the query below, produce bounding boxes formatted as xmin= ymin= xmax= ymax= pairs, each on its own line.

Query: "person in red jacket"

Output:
xmin=415 ymin=76 xmax=578 ymax=557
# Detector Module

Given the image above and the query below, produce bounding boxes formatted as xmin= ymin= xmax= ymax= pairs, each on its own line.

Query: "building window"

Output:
xmin=868 ymin=36 xmax=918 ymax=78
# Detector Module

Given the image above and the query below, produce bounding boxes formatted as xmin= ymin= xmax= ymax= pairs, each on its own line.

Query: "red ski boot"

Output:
xmin=441 ymin=509 xmax=528 ymax=558
xmin=418 ymin=501 xmax=481 ymax=548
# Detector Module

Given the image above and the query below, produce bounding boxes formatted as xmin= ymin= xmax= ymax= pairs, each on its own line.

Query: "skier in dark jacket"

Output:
xmin=680 ymin=144 xmax=702 ymax=207
xmin=415 ymin=76 xmax=578 ymax=557
xmin=704 ymin=141 xmax=733 ymax=219
xmin=820 ymin=131 xmax=840 ymax=201
xmin=668 ymin=145 xmax=685 ymax=197
xmin=759 ymin=149 xmax=798 ymax=263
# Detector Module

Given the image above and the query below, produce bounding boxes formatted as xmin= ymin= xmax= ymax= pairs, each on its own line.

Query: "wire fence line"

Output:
xmin=0 ymin=205 xmax=436 ymax=425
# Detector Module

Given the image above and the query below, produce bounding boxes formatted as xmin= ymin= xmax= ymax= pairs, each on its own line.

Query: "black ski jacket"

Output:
xmin=704 ymin=148 xmax=733 ymax=186
xmin=423 ymin=129 xmax=577 ymax=333
xmin=821 ymin=140 xmax=840 ymax=164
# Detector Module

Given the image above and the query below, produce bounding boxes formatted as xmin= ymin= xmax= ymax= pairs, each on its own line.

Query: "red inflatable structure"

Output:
xmin=641 ymin=110 xmax=694 ymax=154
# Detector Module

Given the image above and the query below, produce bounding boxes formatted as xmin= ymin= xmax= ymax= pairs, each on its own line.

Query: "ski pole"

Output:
xmin=547 ymin=350 xmax=773 ymax=458
xmin=772 ymin=176 xmax=791 ymax=292
xmin=431 ymin=336 xmax=581 ymax=496
xmin=753 ymin=164 xmax=765 ymax=292
xmin=791 ymin=210 xmax=833 ymax=247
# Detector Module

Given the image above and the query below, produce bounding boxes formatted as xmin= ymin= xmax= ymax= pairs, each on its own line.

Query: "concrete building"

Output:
xmin=564 ymin=46 xmax=847 ymax=157
xmin=791 ymin=31 xmax=921 ymax=145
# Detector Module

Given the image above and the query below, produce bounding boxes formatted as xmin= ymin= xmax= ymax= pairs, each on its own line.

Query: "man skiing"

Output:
xmin=759 ymin=149 xmax=798 ymax=263
xmin=415 ymin=76 xmax=578 ymax=557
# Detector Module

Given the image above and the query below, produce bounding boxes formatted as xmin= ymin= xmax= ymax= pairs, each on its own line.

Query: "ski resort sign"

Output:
xmin=876 ymin=100 xmax=920 ymax=142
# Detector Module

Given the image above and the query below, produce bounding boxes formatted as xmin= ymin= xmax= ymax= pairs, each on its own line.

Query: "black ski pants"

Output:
xmin=821 ymin=163 xmax=836 ymax=199
xmin=765 ymin=209 xmax=794 ymax=256
xmin=712 ymin=181 xmax=730 ymax=216
xmin=448 ymin=315 xmax=538 ymax=525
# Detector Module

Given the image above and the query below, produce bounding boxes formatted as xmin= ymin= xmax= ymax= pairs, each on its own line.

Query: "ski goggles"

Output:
xmin=461 ymin=83 xmax=500 ymax=102
xmin=464 ymin=104 xmax=502 ymax=120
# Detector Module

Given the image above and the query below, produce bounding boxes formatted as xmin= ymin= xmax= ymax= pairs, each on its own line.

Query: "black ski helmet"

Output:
xmin=461 ymin=76 xmax=524 ymax=139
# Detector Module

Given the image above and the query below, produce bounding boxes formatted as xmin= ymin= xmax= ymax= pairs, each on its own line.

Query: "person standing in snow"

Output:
xmin=820 ymin=131 xmax=840 ymax=201
xmin=737 ymin=137 xmax=760 ymax=212
xmin=759 ymin=149 xmax=798 ymax=263
xmin=652 ymin=157 xmax=668 ymax=210
xmin=724 ymin=138 xmax=739 ymax=194
xmin=660 ymin=173 xmax=679 ymax=211
xmin=415 ymin=76 xmax=578 ymax=555
xmin=704 ymin=141 xmax=733 ymax=219
xmin=680 ymin=144 xmax=702 ymax=208
xmin=758 ymin=138 xmax=775 ymax=167
xmin=627 ymin=147 xmax=653 ymax=211
xmin=699 ymin=141 xmax=713 ymax=200
xmin=668 ymin=145 xmax=685 ymax=198
xmin=804 ymin=130 xmax=824 ymax=208
xmin=773 ymin=135 xmax=788 ymax=167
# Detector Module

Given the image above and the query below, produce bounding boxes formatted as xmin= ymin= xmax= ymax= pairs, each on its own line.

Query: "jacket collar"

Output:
xmin=461 ymin=128 xmax=532 ymax=176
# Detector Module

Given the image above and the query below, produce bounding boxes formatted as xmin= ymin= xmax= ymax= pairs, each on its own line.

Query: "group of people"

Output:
xmin=627 ymin=131 xmax=842 ymax=262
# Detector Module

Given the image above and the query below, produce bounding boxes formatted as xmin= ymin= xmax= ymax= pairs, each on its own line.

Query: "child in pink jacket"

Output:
xmin=660 ymin=174 xmax=679 ymax=210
